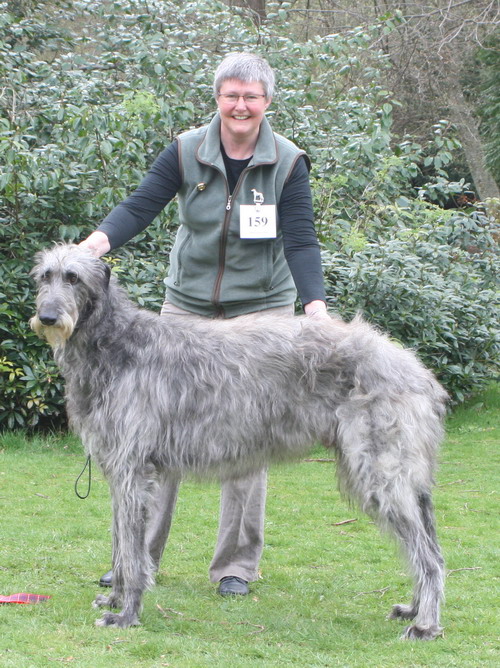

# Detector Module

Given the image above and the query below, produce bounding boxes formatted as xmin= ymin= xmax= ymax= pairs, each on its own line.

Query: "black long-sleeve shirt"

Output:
xmin=98 ymin=140 xmax=326 ymax=306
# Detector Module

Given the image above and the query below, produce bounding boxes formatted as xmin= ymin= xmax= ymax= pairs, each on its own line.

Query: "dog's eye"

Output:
xmin=41 ymin=270 xmax=52 ymax=282
xmin=66 ymin=271 xmax=79 ymax=285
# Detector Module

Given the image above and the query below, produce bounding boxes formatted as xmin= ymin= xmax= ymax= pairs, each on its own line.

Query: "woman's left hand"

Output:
xmin=304 ymin=300 xmax=329 ymax=319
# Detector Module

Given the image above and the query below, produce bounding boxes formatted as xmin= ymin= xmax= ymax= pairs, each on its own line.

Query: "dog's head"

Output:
xmin=30 ymin=243 xmax=111 ymax=348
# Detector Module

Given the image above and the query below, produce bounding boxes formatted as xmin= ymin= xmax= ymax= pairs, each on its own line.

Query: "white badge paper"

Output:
xmin=240 ymin=205 xmax=277 ymax=239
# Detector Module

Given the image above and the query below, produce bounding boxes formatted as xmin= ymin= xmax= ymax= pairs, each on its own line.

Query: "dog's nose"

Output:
xmin=39 ymin=311 xmax=58 ymax=326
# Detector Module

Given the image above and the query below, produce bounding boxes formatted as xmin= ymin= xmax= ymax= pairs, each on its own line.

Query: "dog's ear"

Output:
xmin=30 ymin=251 xmax=47 ymax=281
xmin=102 ymin=261 xmax=111 ymax=288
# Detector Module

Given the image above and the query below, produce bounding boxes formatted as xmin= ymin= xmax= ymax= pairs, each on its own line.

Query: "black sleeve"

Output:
xmin=279 ymin=156 xmax=326 ymax=306
xmin=97 ymin=141 xmax=182 ymax=250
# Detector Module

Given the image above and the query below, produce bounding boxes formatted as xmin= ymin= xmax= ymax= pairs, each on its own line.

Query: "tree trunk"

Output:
xmin=445 ymin=84 xmax=500 ymax=201
xmin=228 ymin=0 xmax=266 ymax=25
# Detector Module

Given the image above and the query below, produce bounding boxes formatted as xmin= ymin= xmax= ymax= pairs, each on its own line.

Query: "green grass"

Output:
xmin=0 ymin=386 xmax=498 ymax=667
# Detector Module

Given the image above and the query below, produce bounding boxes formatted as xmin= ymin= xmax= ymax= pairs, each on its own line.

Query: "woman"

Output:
xmin=81 ymin=52 xmax=327 ymax=596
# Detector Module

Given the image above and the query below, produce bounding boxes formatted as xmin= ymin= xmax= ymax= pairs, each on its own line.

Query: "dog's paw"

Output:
xmin=95 ymin=611 xmax=140 ymax=628
xmin=389 ymin=603 xmax=417 ymax=620
xmin=92 ymin=593 xmax=121 ymax=609
xmin=402 ymin=624 xmax=443 ymax=641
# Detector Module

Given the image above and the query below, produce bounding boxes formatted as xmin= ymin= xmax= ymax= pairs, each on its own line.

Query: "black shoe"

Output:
xmin=99 ymin=569 xmax=113 ymax=587
xmin=217 ymin=576 xmax=249 ymax=596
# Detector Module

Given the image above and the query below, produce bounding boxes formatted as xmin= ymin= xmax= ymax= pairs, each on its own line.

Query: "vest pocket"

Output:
xmin=172 ymin=230 xmax=192 ymax=287
xmin=263 ymin=241 xmax=274 ymax=292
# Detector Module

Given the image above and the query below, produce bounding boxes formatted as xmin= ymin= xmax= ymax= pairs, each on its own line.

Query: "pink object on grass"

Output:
xmin=0 ymin=593 xmax=51 ymax=604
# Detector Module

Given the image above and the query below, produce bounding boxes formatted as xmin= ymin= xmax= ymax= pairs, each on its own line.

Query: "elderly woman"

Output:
xmin=81 ymin=52 xmax=327 ymax=596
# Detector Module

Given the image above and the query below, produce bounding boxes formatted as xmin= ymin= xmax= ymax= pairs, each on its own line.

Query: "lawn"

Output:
xmin=0 ymin=386 xmax=498 ymax=667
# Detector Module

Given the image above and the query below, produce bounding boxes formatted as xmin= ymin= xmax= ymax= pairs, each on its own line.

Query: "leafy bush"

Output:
xmin=0 ymin=257 xmax=65 ymax=429
xmin=1 ymin=0 xmax=498 ymax=429
xmin=321 ymin=207 xmax=499 ymax=403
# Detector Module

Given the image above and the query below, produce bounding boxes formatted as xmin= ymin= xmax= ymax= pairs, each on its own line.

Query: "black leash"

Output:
xmin=74 ymin=455 xmax=92 ymax=499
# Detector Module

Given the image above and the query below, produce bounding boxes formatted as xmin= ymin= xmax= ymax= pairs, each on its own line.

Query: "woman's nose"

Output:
xmin=234 ymin=96 xmax=248 ymax=110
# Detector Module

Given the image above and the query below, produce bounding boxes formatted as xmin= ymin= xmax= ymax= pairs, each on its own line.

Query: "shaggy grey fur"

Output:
xmin=31 ymin=244 xmax=447 ymax=639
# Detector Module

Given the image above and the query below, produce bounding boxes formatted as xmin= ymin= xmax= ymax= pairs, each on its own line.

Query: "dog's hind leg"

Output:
xmin=94 ymin=467 xmax=154 ymax=628
xmin=334 ymin=404 xmax=444 ymax=640
xmin=359 ymin=484 xmax=444 ymax=640
xmin=386 ymin=491 xmax=445 ymax=640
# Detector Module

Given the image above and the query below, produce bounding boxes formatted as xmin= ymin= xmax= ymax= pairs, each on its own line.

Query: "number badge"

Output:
xmin=240 ymin=205 xmax=277 ymax=239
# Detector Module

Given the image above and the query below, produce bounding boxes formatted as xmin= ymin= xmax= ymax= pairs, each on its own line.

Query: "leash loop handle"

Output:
xmin=75 ymin=455 xmax=92 ymax=499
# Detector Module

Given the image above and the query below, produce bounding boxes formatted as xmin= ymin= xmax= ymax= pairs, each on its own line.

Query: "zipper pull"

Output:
xmin=226 ymin=195 xmax=232 ymax=211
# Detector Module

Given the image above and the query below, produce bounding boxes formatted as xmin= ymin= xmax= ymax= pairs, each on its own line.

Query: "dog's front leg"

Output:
xmin=92 ymin=500 xmax=124 ymax=614
xmin=94 ymin=470 xmax=153 ymax=628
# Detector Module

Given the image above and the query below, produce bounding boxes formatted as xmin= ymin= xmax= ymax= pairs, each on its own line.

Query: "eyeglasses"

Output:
xmin=218 ymin=93 xmax=267 ymax=104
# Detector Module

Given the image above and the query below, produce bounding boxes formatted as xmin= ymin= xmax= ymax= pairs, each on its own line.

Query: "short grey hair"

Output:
xmin=213 ymin=52 xmax=275 ymax=100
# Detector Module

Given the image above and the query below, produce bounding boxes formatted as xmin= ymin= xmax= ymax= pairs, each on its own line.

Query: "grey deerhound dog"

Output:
xmin=31 ymin=244 xmax=447 ymax=639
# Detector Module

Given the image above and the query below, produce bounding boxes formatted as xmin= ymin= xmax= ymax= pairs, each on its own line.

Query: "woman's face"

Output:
xmin=217 ymin=78 xmax=271 ymax=143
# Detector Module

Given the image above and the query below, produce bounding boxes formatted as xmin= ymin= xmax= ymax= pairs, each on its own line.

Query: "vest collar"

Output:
xmin=196 ymin=113 xmax=278 ymax=170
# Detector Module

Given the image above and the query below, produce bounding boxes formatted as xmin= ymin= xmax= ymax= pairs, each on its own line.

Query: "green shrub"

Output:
xmin=0 ymin=257 xmax=65 ymax=429
xmin=322 ymin=207 xmax=499 ymax=403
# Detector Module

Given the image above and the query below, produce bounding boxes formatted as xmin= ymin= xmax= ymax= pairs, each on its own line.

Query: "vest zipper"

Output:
xmin=211 ymin=168 xmax=251 ymax=312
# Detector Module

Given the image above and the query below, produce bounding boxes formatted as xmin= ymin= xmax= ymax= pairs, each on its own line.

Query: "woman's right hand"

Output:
xmin=78 ymin=231 xmax=111 ymax=257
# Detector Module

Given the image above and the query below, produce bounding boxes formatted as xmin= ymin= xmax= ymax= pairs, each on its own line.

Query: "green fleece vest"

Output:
xmin=164 ymin=114 xmax=308 ymax=318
